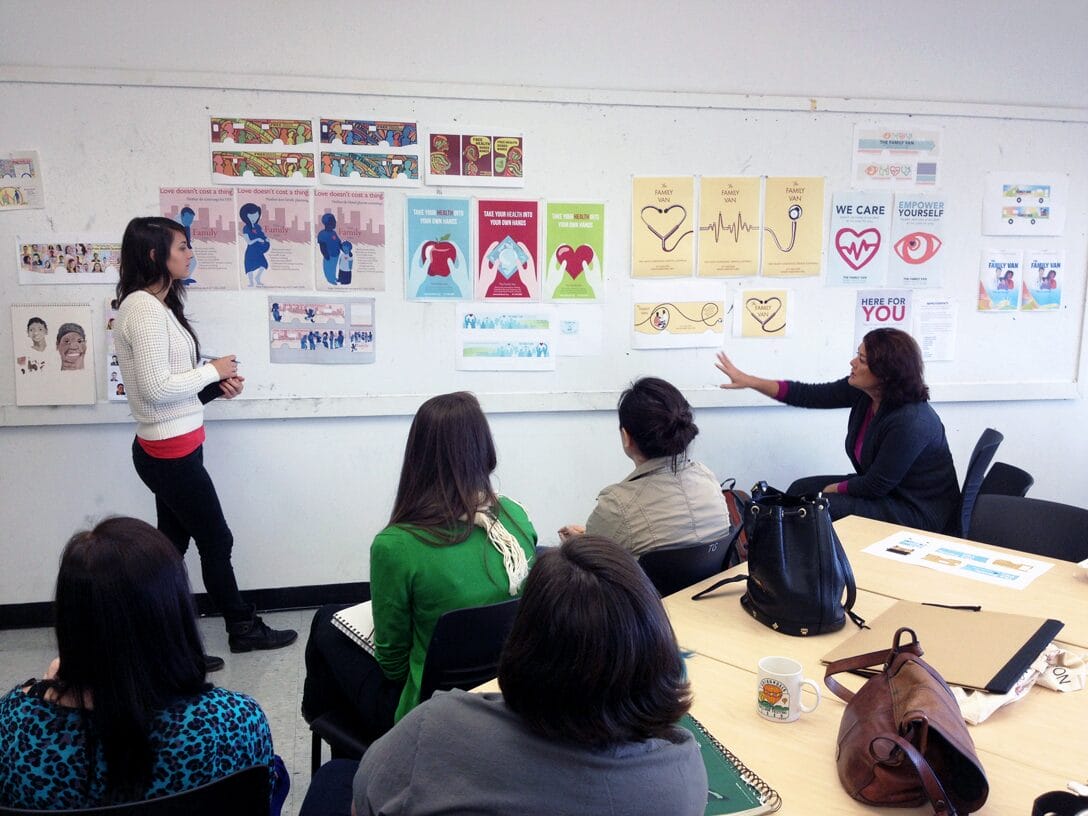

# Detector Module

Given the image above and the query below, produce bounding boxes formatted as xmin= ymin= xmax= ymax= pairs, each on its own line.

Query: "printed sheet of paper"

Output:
xmin=405 ymin=196 xmax=472 ymax=300
xmin=313 ymin=190 xmax=385 ymax=291
xmin=697 ymin=177 xmax=761 ymax=277
xmin=12 ymin=304 xmax=96 ymax=405
xmin=888 ymin=194 xmax=946 ymax=288
xmin=852 ymin=126 xmax=941 ymax=189
xmin=631 ymin=281 xmax=725 ymax=349
xmin=863 ymin=530 xmax=1053 ymax=590
xmin=978 ymin=249 xmax=1022 ymax=311
xmin=1021 ymin=250 xmax=1063 ymax=311
xmin=475 ymin=199 xmax=540 ymax=300
xmin=268 ymin=297 xmax=375 ymax=364
xmin=735 ymin=288 xmax=790 ymax=338
xmin=913 ymin=298 xmax=956 ymax=362
xmin=318 ymin=118 xmax=420 ymax=186
xmin=210 ymin=117 xmax=316 ymax=185
xmin=855 ymin=290 xmax=912 ymax=347
xmin=456 ymin=303 xmax=557 ymax=371
xmin=235 ymin=187 xmax=313 ymax=289
xmin=982 ymin=172 xmax=1069 ymax=237
xmin=425 ymin=128 xmax=524 ymax=187
xmin=554 ymin=305 xmax=603 ymax=357
xmin=761 ymin=177 xmax=823 ymax=277
xmin=104 ymin=299 xmax=127 ymax=402
xmin=544 ymin=202 xmax=604 ymax=301
xmin=17 ymin=238 xmax=120 ymax=285
xmin=160 ymin=187 xmax=239 ymax=290
xmin=827 ymin=191 xmax=892 ymax=286
xmin=632 ymin=176 xmax=695 ymax=278
xmin=0 ymin=151 xmax=44 ymax=210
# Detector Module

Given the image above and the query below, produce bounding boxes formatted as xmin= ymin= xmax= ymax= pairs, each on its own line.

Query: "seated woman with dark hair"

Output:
xmin=715 ymin=327 xmax=959 ymax=532
xmin=559 ymin=376 xmax=731 ymax=554
xmin=0 ymin=517 xmax=281 ymax=810
xmin=301 ymin=535 xmax=706 ymax=816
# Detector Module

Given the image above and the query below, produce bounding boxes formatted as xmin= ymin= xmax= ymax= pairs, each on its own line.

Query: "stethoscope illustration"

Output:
xmin=763 ymin=204 xmax=803 ymax=252
xmin=642 ymin=203 xmax=803 ymax=253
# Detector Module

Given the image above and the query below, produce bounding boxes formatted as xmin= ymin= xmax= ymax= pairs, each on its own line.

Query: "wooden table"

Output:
xmin=662 ymin=516 xmax=1088 ymax=815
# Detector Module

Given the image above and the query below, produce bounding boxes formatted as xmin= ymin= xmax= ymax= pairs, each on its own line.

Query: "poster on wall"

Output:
xmin=425 ymin=128 xmax=525 ymax=187
xmin=827 ymin=191 xmax=892 ymax=286
xmin=103 ymin=299 xmax=126 ymax=402
xmin=11 ymin=304 xmax=96 ymax=405
xmin=17 ymin=239 xmax=120 ymax=285
xmin=852 ymin=126 xmax=941 ymax=189
xmin=268 ymin=297 xmax=375 ymax=364
xmin=1 ymin=151 xmax=44 ymax=210
xmin=455 ymin=303 xmax=556 ymax=371
xmin=913 ymin=298 xmax=956 ymax=361
xmin=631 ymin=176 xmax=696 ymax=278
xmin=697 ymin=177 xmax=761 ymax=278
xmin=318 ymin=118 xmax=420 ymax=186
xmin=475 ymin=199 xmax=540 ymax=300
xmin=554 ymin=304 xmax=603 ymax=356
xmin=888 ymin=194 xmax=946 ymax=288
xmin=404 ymin=196 xmax=472 ymax=300
xmin=977 ymin=249 xmax=1022 ymax=311
xmin=982 ymin=172 xmax=1069 ymax=236
xmin=210 ymin=117 xmax=316 ymax=185
xmin=313 ymin=190 xmax=385 ymax=291
xmin=761 ymin=177 xmax=823 ymax=278
xmin=854 ymin=290 xmax=912 ymax=348
xmin=734 ymin=288 xmax=791 ymax=338
xmin=160 ymin=187 xmax=239 ymax=290
xmin=235 ymin=187 xmax=313 ymax=289
xmin=1020 ymin=250 xmax=1063 ymax=312
xmin=543 ymin=202 xmax=604 ymax=301
xmin=630 ymin=281 xmax=725 ymax=349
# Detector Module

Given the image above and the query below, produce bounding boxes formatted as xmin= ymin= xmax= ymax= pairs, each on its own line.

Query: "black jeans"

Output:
xmin=788 ymin=474 xmax=928 ymax=529
xmin=131 ymin=439 xmax=249 ymax=625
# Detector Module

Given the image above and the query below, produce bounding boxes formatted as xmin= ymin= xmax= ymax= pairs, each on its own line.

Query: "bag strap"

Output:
xmin=690 ymin=521 xmax=749 ymax=600
xmin=886 ymin=734 xmax=959 ymax=816
xmin=830 ymin=522 xmax=866 ymax=628
xmin=824 ymin=628 xmax=925 ymax=702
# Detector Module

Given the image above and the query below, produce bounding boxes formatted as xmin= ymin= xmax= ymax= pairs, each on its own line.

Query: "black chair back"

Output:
xmin=955 ymin=427 xmax=1003 ymax=538
xmin=0 ymin=765 xmax=269 ymax=816
xmin=418 ymin=597 xmax=521 ymax=703
xmin=968 ymin=494 xmax=1088 ymax=562
xmin=638 ymin=538 xmax=729 ymax=597
xmin=979 ymin=461 xmax=1034 ymax=498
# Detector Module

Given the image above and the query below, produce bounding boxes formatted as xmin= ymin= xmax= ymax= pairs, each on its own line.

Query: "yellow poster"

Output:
xmin=736 ymin=288 xmax=789 ymax=338
xmin=697 ymin=177 xmax=761 ymax=277
xmin=631 ymin=176 xmax=695 ymax=278
xmin=761 ymin=177 xmax=824 ymax=277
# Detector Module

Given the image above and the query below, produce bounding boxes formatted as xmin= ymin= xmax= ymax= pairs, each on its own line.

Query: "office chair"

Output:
xmin=967 ymin=494 xmax=1088 ymax=562
xmin=978 ymin=461 xmax=1034 ymax=498
xmin=952 ymin=428 xmax=1003 ymax=538
xmin=638 ymin=538 xmax=730 ymax=598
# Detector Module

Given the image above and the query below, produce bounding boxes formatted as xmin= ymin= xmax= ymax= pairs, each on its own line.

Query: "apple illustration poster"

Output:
xmin=543 ymin=202 xmax=604 ymax=302
xmin=475 ymin=199 xmax=541 ymax=300
xmin=404 ymin=196 xmax=472 ymax=300
xmin=314 ymin=189 xmax=386 ymax=291
xmin=826 ymin=191 xmax=892 ymax=287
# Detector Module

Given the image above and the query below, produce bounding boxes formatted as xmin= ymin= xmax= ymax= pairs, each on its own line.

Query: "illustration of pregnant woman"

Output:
xmin=414 ymin=235 xmax=466 ymax=298
xmin=239 ymin=202 xmax=270 ymax=287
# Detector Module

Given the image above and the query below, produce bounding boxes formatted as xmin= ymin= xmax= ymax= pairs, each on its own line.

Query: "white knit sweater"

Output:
xmin=114 ymin=290 xmax=220 ymax=440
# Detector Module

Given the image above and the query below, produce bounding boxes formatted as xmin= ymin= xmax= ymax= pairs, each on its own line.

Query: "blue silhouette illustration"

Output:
xmin=316 ymin=212 xmax=342 ymax=285
xmin=177 ymin=206 xmax=198 ymax=286
xmin=337 ymin=241 xmax=353 ymax=285
xmin=239 ymin=202 xmax=270 ymax=287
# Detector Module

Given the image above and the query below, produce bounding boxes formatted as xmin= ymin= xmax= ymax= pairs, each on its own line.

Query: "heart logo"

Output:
xmin=835 ymin=228 xmax=882 ymax=271
xmin=889 ymin=166 xmax=900 ymax=177
xmin=745 ymin=297 xmax=783 ymax=330
xmin=555 ymin=244 xmax=594 ymax=279
xmin=640 ymin=205 xmax=687 ymax=242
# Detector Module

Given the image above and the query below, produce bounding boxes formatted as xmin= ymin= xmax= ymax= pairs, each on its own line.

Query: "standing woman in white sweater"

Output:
xmin=114 ymin=217 xmax=296 ymax=668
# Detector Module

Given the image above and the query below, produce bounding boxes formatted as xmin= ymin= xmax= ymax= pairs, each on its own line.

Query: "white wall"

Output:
xmin=2 ymin=1 xmax=1087 ymax=605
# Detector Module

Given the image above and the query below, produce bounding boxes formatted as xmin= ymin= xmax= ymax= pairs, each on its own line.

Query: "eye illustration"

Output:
xmin=894 ymin=232 xmax=942 ymax=264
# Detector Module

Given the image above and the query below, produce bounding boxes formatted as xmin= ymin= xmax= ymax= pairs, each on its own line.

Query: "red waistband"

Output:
xmin=137 ymin=426 xmax=206 ymax=459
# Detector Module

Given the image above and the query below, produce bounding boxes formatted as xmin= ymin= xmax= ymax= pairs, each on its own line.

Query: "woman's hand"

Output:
xmin=822 ymin=483 xmax=840 ymax=494
xmin=219 ymin=375 xmax=245 ymax=399
xmin=211 ymin=355 xmax=238 ymax=380
xmin=44 ymin=657 xmax=60 ymax=679
xmin=715 ymin=351 xmax=751 ymax=389
xmin=557 ymin=524 xmax=585 ymax=542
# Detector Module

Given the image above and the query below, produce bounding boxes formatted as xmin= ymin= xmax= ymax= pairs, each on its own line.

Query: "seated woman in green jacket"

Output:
xmin=302 ymin=391 xmax=537 ymax=741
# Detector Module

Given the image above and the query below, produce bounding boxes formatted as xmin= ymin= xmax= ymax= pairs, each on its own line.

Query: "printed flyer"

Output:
xmin=888 ymin=194 xmax=946 ymax=288
xmin=1020 ymin=250 xmax=1063 ymax=311
xmin=405 ymin=196 xmax=472 ymax=300
xmin=425 ymin=128 xmax=524 ymax=187
xmin=544 ymin=202 xmax=604 ymax=301
xmin=631 ymin=176 xmax=696 ymax=278
xmin=554 ymin=304 xmax=603 ymax=357
xmin=235 ymin=187 xmax=313 ymax=289
xmin=104 ymin=299 xmax=126 ymax=402
xmin=631 ymin=281 xmax=725 ymax=349
xmin=854 ymin=290 xmax=912 ymax=348
xmin=697 ymin=177 xmax=761 ymax=278
xmin=160 ymin=187 xmax=239 ymax=290
xmin=0 ymin=151 xmax=44 ymax=210
xmin=313 ymin=190 xmax=385 ymax=291
xmin=210 ymin=116 xmax=316 ymax=186
xmin=852 ymin=126 xmax=941 ymax=189
xmin=456 ymin=303 xmax=556 ymax=371
xmin=11 ymin=304 xmax=96 ymax=406
xmin=735 ymin=288 xmax=790 ymax=338
xmin=913 ymin=298 xmax=956 ymax=362
xmin=268 ymin=297 xmax=375 ymax=364
xmin=319 ymin=118 xmax=420 ymax=187
xmin=977 ymin=249 xmax=1022 ymax=311
xmin=475 ymin=199 xmax=540 ymax=300
xmin=761 ymin=178 xmax=823 ymax=277
xmin=17 ymin=239 xmax=120 ymax=285
xmin=982 ymin=172 xmax=1069 ymax=237
xmin=827 ymin=191 xmax=893 ymax=286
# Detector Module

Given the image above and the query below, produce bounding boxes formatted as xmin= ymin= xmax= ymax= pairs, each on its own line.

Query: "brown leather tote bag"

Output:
xmin=824 ymin=627 xmax=989 ymax=815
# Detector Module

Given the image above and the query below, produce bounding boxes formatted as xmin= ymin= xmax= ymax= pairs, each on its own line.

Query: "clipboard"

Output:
xmin=821 ymin=600 xmax=1063 ymax=693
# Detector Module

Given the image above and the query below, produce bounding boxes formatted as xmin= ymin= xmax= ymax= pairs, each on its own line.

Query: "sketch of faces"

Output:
xmin=56 ymin=324 xmax=86 ymax=370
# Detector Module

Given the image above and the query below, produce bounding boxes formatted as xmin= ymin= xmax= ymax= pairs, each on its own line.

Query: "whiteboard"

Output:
xmin=2 ymin=70 xmax=1086 ymax=426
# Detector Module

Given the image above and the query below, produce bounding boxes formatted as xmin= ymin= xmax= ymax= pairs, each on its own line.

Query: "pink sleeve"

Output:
xmin=774 ymin=381 xmax=789 ymax=401
xmin=837 ymin=480 xmax=850 ymax=494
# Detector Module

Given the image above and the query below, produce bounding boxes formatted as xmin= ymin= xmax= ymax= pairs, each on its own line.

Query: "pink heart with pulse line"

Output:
xmin=835 ymin=228 xmax=882 ymax=271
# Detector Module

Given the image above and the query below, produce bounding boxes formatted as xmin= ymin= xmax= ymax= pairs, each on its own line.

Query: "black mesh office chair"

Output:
xmin=952 ymin=428 xmax=1003 ymax=538
xmin=978 ymin=461 xmax=1034 ymax=498
xmin=967 ymin=494 xmax=1088 ymax=562
xmin=638 ymin=538 xmax=730 ymax=598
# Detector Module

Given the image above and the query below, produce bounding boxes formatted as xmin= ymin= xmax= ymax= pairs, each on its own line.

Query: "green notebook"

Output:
xmin=679 ymin=714 xmax=782 ymax=816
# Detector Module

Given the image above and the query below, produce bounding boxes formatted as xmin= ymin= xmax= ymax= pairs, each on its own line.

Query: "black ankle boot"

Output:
xmin=204 ymin=654 xmax=225 ymax=672
xmin=227 ymin=606 xmax=298 ymax=653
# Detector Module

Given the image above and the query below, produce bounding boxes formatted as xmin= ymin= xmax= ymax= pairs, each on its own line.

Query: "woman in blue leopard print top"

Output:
xmin=0 ymin=517 xmax=279 ymax=810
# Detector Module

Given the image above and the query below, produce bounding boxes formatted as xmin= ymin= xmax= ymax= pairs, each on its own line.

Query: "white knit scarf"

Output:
xmin=473 ymin=508 xmax=530 ymax=596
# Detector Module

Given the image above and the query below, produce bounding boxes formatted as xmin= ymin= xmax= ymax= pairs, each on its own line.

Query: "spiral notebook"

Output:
xmin=680 ymin=714 xmax=781 ymax=815
xmin=331 ymin=601 xmax=375 ymax=656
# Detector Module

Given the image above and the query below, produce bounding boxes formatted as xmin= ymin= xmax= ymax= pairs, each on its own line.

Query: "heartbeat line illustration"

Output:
xmin=838 ymin=239 xmax=879 ymax=261
xmin=700 ymin=211 xmax=758 ymax=244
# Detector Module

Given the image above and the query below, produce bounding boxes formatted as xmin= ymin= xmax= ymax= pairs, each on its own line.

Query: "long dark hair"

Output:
xmin=499 ymin=535 xmax=691 ymax=747
xmin=50 ymin=517 xmax=209 ymax=803
xmin=388 ymin=392 xmax=503 ymax=546
xmin=863 ymin=328 xmax=929 ymax=409
xmin=617 ymin=377 xmax=698 ymax=470
xmin=116 ymin=217 xmax=200 ymax=357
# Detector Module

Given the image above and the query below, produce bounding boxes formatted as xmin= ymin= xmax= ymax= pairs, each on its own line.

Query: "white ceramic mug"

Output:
xmin=756 ymin=656 xmax=821 ymax=723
